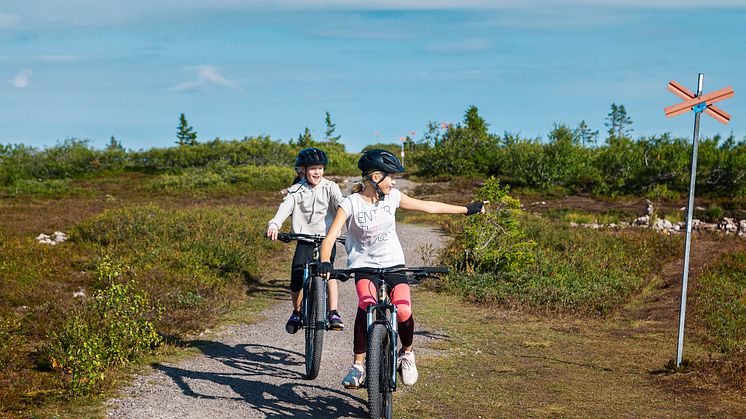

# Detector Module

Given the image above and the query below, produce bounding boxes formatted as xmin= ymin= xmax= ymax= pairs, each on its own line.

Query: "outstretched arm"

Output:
xmin=399 ymin=192 xmax=485 ymax=215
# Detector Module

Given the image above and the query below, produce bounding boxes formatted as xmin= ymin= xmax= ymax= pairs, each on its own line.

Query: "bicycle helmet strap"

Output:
xmin=364 ymin=173 xmax=389 ymax=200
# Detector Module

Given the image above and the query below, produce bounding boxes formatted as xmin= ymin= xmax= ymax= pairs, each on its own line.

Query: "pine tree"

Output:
xmin=605 ymin=103 xmax=633 ymax=141
xmin=297 ymin=127 xmax=314 ymax=148
xmin=463 ymin=105 xmax=489 ymax=138
xmin=573 ymin=120 xmax=599 ymax=147
xmin=324 ymin=111 xmax=341 ymax=144
xmin=106 ymin=135 xmax=124 ymax=151
xmin=176 ymin=113 xmax=198 ymax=146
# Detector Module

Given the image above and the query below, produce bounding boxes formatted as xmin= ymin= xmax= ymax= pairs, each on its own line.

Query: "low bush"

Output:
xmin=443 ymin=217 xmax=681 ymax=314
xmin=3 ymin=178 xmax=79 ymax=197
xmin=691 ymin=250 xmax=746 ymax=354
xmin=443 ymin=177 xmax=536 ymax=273
xmin=71 ymin=205 xmax=278 ymax=335
xmin=146 ymin=164 xmax=295 ymax=194
xmin=438 ymin=177 xmax=682 ymax=314
xmin=41 ymin=264 xmax=162 ymax=395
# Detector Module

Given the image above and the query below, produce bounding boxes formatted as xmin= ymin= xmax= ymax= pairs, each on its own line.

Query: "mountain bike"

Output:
xmin=276 ymin=232 xmax=346 ymax=380
xmin=332 ymin=266 xmax=449 ymax=419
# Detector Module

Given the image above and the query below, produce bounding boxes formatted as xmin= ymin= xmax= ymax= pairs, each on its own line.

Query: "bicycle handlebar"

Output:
xmin=330 ymin=266 xmax=449 ymax=281
xmin=275 ymin=232 xmax=346 ymax=245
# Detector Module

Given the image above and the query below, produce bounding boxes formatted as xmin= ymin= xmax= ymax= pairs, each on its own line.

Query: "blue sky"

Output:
xmin=1 ymin=1 xmax=745 ymax=152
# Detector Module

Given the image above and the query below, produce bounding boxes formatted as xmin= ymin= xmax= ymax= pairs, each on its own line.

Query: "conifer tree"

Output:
xmin=106 ymin=135 xmax=124 ymax=151
xmin=297 ymin=127 xmax=313 ymax=148
xmin=176 ymin=113 xmax=198 ymax=146
xmin=324 ymin=111 xmax=341 ymax=144
xmin=573 ymin=120 xmax=599 ymax=146
xmin=605 ymin=103 xmax=633 ymax=141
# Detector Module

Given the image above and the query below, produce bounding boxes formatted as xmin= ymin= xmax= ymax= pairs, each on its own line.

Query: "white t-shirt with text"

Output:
xmin=338 ymin=189 xmax=405 ymax=269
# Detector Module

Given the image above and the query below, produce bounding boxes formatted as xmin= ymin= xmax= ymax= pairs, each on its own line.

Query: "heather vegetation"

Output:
xmin=0 ymin=108 xmax=744 ymax=414
xmin=438 ymin=178 xmax=683 ymax=315
xmin=0 ymin=203 xmax=281 ymax=412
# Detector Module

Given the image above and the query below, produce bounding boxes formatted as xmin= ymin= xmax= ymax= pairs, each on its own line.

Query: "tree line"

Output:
xmin=408 ymin=105 xmax=746 ymax=198
xmin=2 ymin=106 xmax=744 ymax=198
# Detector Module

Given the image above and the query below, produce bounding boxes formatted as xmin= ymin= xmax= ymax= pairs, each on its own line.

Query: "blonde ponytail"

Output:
xmin=352 ymin=181 xmax=365 ymax=193
xmin=352 ymin=171 xmax=385 ymax=197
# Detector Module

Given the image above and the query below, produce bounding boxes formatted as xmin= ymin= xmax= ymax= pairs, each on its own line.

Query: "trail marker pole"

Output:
xmin=399 ymin=136 xmax=406 ymax=167
xmin=664 ymin=73 xmax=734 ymax=367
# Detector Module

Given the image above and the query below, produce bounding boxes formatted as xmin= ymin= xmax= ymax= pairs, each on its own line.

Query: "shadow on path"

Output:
xmin=156 ymin=341 xmax=366 ymax=418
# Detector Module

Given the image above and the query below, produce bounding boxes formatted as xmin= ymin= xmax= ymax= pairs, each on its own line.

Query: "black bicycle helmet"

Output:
xmin=296 ymin=147 xmax=328 ymax=167
xmin=357 ymin=149 xmax=405 ymax=175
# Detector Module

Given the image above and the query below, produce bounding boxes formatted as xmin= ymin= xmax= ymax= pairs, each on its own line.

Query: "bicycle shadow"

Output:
xmin=156 ymin=341 xmax=367 ymax=418
xmin=189 ymin=340 xmax=304 ymax=379
xmin=414 ymin=329 xmax=451 ymax=342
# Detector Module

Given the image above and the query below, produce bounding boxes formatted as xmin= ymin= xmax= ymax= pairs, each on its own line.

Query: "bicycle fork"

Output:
xmin=366 ymin=282 xmax=399 ymax=391
xmin=302 ymin=262 xmax=327 ymax=330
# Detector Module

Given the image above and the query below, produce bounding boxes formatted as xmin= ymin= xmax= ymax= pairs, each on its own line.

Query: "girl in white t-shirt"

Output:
xmin=319 ymin=149 xmax=485 ymax=389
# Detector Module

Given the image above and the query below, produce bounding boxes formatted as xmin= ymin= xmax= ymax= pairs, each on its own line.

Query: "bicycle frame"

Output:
xmin=331 ymin=266 xmax=449 ymax=414
xmin=366 ymin=279 xmax=399 ymax=391
xmin=301 ymin=248 xmax=327 ymax=333
xmin=273 ymin=232 xmax=346 ymax=379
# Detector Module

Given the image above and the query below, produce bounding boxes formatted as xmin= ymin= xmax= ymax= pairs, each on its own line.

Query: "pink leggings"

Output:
xmin=353 ymin=280 xmax=413 ymax=354
xmin=356 ymin=280 xmax=412 ymax=322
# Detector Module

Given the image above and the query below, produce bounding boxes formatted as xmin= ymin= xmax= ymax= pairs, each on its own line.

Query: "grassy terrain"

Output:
xmin=396 ymin=290 xmax=745 ymax=418
xmin=1 ymin=172 xmax=744 ymax=417
xmin=0 ymin=173 xmax=289 ymax=417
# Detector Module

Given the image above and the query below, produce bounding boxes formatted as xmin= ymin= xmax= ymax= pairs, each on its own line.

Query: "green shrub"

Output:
xmin=442 ymin=212 xmax=681 ymax=314
xmin=130 ymin=136 xmax=294 ymax=173
xmin=703 ymin=205 xmax=724 ymax=222
xmin=147 ymin=164 xmax=295 ymax=193
xmin=691 ymin=250 xmax=746 ymax=353
xmin=4 ymin=178 xmax=78 ymax=197
xmin=42 ymin=267 xmax=162 ymax=395
xmin=70 ymin=205 xmax=278 ymax=335
xmin=444 ymin=177 xmax=535 ymax=273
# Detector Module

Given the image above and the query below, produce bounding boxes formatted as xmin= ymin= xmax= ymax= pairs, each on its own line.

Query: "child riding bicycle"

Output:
xmin=267 ymin=147 xmax=345 ymax=334
xmin=318 ymin=149 xmax=484 ymax=388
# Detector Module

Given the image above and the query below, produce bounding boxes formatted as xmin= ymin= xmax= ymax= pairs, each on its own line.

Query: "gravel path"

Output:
xmin=106 ymin=223 xmax=448 ymax=418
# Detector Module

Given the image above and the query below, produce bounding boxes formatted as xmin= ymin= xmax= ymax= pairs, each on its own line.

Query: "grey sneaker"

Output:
xmin=342 ymin=363 xmax=365 ymax=389
xmin=398 ymin=350 xmax=418 ymax=385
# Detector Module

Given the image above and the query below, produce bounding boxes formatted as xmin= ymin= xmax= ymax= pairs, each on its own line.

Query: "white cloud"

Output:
xmin=171 ymin=66 xmax=244 ymax=93
xmin=10 ymin=69 xmax=32 ymax=88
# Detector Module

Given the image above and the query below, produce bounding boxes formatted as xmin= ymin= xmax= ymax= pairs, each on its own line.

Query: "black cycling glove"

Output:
xmin=465 ymin=201 xmax=484 ymax=216
xmin=318 ymin=262 xmax=333 ymax=277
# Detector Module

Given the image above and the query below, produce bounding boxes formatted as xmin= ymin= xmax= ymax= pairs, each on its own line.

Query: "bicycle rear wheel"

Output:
xmin=304 ymin=275 xmax=326 ymax=379
xmin=366 ymin=323 xmax=393 ymax=419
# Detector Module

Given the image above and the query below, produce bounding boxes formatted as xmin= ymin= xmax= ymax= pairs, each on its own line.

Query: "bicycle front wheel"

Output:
xmin=304 ymin=275 xmax=326 ymax=379
xmin=366 ymin=323 xmax=393 ymax=419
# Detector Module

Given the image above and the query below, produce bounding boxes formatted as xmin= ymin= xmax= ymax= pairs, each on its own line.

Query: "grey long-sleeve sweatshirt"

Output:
xmin=267 ymin=177 xmax=344 ymax=235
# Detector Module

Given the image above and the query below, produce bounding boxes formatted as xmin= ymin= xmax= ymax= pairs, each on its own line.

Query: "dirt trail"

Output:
xmin=106 ymin=223 xmax=448 ymax=418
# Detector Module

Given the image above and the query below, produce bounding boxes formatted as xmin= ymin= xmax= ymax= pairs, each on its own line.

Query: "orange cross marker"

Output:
xmin=664 ymin=80 xmax=734 ymax=124
xmin=667 ymin=73 xmax=735 ymax=369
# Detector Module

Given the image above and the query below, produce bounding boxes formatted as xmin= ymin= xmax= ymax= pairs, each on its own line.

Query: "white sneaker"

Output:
xmin=342 ymin=363 xmax=366 ymax=389
xmin=398 ymin=350 xmax=418 ymax=385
